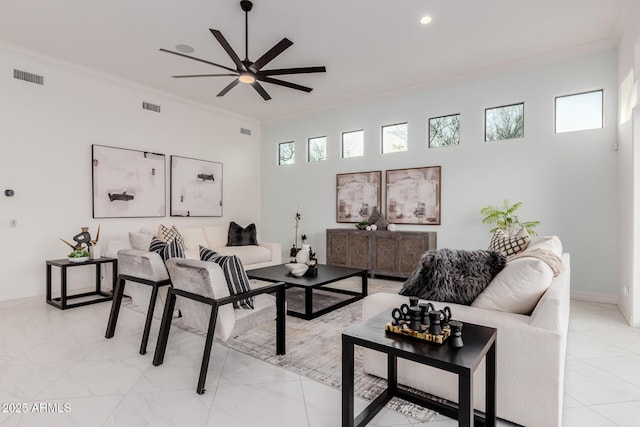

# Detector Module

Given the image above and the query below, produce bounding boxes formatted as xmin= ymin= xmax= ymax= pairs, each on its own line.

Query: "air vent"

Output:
xmin=240 ymin=127 xmax=252 ymax=136
xmin=13 ymin=69 xmax=44 ymax=85
xmin=142 ymin=101 xmax=161 ymax=113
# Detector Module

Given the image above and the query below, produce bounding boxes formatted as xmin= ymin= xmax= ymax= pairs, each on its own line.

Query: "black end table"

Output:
xmin=342 ymin=309 xmax=497 ymax=427
xmin=46 ymin=257 xmax=117 ymax=309
xmin=247 ymin=264 xmax=368 ymax=320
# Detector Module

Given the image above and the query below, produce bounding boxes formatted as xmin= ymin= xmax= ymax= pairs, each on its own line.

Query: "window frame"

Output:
xmin=428 ymin=113 xmax=461 ymax=148
xmin=341 ymin=129 xmax=365 ymax=158
xmin=381 ymin=122 xmax=409 ymax=154
xmin=307 ymin=135 xmax=327 ymax=162
xmin=278 ymin=141 xmax=295 ymax=165
xmin=554 ymin=89 xmax=604 ymax=134
xmin=484 ymin=102 xmax=525 ymax=142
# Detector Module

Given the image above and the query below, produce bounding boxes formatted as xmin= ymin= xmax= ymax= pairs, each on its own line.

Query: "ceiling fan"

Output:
xmin=160 ymin=0 xmax=326 ymax=101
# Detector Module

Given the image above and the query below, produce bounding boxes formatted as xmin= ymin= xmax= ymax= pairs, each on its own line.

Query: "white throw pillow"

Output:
xmin=129 ymin=229 xmax=155 ymax=251
xmin=525 ymin=235 xmax=562 ymax=257
xmin=471 ymin=257 xmax=554 ymax=315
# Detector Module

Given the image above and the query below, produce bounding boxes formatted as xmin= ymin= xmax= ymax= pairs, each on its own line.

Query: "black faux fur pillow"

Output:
xmin=227 ymin=222 xmax=258 ymax=246
xmin=399 ymin=249 xmax=506 ymax=305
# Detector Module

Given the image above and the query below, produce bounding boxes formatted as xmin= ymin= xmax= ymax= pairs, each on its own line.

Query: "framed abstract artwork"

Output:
xmin=386 ymin=166 xmax=441 ymax=225
xmin=92 ymin=145 xmax=166 ymax=218
xmin=336 ymin=171 xmax=382 ymax=223
xmin=170 ymin=155 xmax=223 ymax=217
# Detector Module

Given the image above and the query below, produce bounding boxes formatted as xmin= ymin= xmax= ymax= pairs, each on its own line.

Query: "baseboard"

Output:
xmin=570 ymin=290 xmax=618 ymax=305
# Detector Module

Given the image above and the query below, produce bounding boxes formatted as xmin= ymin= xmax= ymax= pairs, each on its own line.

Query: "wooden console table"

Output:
xmin=326 ymin=229 xmax=436 ymax=278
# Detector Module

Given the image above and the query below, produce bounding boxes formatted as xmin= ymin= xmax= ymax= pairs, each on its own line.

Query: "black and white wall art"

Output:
xmin=170 ymin=155 xmax=223 ymax=217
xmin=336 ymin=171 xmax=381 ymax=223
xmin=386 ymin=166 xmax=441 ymax=225
xmin=92 ymin=145 xmax=166 ymax=218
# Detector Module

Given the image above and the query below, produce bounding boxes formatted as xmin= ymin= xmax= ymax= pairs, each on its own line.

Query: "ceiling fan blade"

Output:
xmin=217 ymin=79 xmax=240 ymax=97
xmin=159 ymin=48 xmax=237 ymax=73
xmin=172 ymin=74 xmax=238 ymax=78
xmin=249 ymin=38 xmax=293 ymax=72
xmin=210 ymin=29 xmax=244 ymax=70
xmin=258 ymin=76 xmax=313 ymax=93
xmin=259 ymin=66 xmax=326 ymax=76
xmin=251 ymin=81 xmax=272 ymax=100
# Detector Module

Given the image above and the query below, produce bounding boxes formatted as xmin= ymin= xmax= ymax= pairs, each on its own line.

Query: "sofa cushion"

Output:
xmin=227 ymin=221 xmax=258 ymax=246
xmin=178 ymin=226 xmax=209 ymax=254
xmin=399 ymin=249 xmax=506 ymax=305
xmin=488 ymin=228 xmax=529 ymax=257
xmin=149 ymin=236 xmax=185 ymax=263
xmin=200 ymin=246 xmax=254 ymax=309
xmin=214 ymin=245 xmax=272 ymax=266
xmin=472 ymin=257 xmax=554 ymax=314
xmin=203 ymin=226 xmax=228 ymax=248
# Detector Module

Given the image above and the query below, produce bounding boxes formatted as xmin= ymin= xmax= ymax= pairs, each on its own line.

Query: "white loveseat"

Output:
xmin=362 ymin=238 xmax=570 ymax=427
xmin=104 ymin=224 xmax=281 ymax=311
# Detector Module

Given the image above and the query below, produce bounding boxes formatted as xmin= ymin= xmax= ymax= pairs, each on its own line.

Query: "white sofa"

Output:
xmin=104 ymin=224 xmax=281 ymax=312
xmin=362 ymin=239 xmax=570 ymax=427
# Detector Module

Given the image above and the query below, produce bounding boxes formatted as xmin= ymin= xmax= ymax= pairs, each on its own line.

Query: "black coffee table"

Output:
xmin=247 ymin=264 xmax=368 ymax=320
xmin=342 ymin=309 xmax=497 ymax=427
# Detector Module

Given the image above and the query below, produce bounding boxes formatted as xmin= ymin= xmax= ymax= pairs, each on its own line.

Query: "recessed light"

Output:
xmin=420 ymin=16 xmax=432 ymax=25
xmin=175 ymin=44 xmax=194 ymax=53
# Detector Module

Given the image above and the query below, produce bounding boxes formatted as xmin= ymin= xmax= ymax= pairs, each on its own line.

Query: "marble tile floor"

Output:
xmin=0 ymin=296 xmax=638 ymax=426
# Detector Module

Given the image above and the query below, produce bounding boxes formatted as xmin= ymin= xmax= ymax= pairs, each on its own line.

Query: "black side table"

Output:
xmin=342 ymin=309 xmax=497 ymax=427
xmin=46 ymin=257 xmax=117 ymax=309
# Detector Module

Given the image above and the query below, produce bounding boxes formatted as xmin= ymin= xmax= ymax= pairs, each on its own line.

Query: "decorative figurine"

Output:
xmin=449 ymin=320 xmax=464 ymax=348
xmin=428 ymin=310 xmax=444 ymax=336
xmin=419 ymin=302 xmax=434 ymax=325
xmin=60 ymin=225 xmax=100 ymax=251
xmin=409 ymin=306 xmax=423 ymax=331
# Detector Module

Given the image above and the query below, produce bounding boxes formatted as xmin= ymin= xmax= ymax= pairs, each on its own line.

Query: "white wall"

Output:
xmin=0 ymin=45 xmax=262 ymax=301
xmin=617 ymin=0 xmax=640 ymax=326
xmin=261 ymin=49 xmax=619 ymax=301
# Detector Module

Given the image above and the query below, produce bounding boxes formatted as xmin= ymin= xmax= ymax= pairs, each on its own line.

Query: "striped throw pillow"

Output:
xmin=149 ymin=236 xmax=185 ymax=262
xmin=199 ymin=246 xmax=254 ymax=309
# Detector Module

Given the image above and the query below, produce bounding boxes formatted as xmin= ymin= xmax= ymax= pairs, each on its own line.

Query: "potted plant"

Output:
xmin=480 ymin=200 xmax=540 ymax=235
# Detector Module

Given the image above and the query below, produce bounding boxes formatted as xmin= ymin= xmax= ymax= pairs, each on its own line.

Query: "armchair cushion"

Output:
xmin=200 ymin=246 xmax=254 ymax=309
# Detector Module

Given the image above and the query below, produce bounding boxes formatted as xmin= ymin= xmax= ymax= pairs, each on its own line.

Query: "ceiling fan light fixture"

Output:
xmin=238 ymin=72 xmax=256 ymax=84
xmin=420 ymin=16 xmax=433 ymax=25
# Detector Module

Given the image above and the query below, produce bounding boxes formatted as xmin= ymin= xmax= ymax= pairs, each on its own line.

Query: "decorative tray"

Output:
xmin=385 ymin=322 xmax=451 ymax=345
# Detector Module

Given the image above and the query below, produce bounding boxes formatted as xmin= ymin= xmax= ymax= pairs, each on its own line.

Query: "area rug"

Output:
xmin=225 ymin=277 xmax=438 ymax=423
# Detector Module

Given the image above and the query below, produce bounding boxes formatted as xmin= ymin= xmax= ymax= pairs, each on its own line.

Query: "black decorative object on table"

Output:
xmin=449 ymin=320 xmax=464 ymax=348
xmin=419 ymin=302 xmax=434 ymax=325
xmin=385 ymin=298 xmax=454 ymax=345
xmin=428 ymin=310 xmax=444 ymax=336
